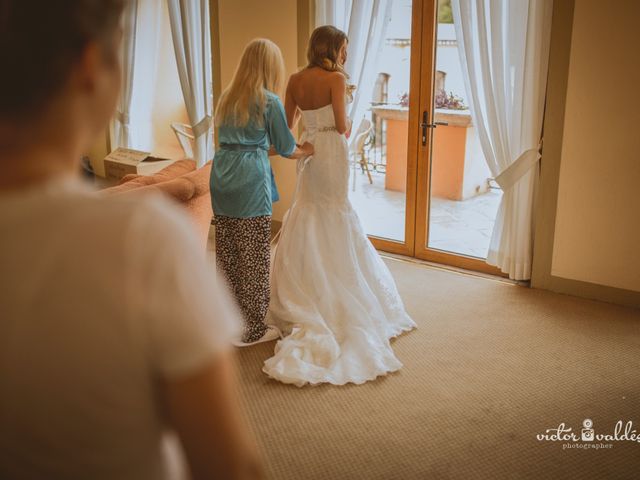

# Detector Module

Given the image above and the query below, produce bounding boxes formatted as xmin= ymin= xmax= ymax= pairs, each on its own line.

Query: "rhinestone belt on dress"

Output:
xmin=318 ymin=126 xmax=337 ymax=132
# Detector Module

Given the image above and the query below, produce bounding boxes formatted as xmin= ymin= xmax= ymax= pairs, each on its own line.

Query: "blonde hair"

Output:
xmin=215 ymin=38 xmax=286 ymax=127
xmin=306 ymin=25 xmax=349 ymax=78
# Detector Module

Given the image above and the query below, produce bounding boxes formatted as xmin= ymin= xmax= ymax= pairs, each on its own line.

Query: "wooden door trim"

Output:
xmin=367 ymin=0 xmax=425 ymax=257
xmin=413 ymin=0 xmax=437 ymax=257
xmin=403 ymin=0 xmax=425 ymax=256
xmin=411 ymin=1 xmax=508 ymax=278
xmin=368 ymin=236 xmax=411 ymax=256
xmin=416 ymin=249 xmax=508 ymax=276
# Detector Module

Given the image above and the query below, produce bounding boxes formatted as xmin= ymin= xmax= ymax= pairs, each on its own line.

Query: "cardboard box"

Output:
xmin=104 ymin=148 xmax=175 ymax=181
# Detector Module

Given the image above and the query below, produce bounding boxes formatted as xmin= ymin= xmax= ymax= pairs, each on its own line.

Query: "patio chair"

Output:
xmin=350 ymin=118 xmax=373 ymax=191
xmin=171 ymin=122 xmax=195 ymax=159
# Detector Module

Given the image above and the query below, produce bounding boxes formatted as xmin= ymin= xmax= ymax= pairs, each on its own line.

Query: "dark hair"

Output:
xmin=0 ymin=0 xmax=125 ymax=119
xmin=306 ymin=25 xmax=349 ymax=77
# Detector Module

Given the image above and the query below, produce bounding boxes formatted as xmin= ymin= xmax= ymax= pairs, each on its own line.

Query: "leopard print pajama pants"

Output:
xmin=214 ymin=214 xmax=271 ymax=343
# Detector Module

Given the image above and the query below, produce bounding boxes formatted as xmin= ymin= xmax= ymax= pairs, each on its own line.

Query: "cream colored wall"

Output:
xmin=549 ymin=0 xmax=640 ymax=292
xmin=217 ymin=0 xmax=300 ymax=222
xmin=87 ymin=128 xmax=110 ymax=178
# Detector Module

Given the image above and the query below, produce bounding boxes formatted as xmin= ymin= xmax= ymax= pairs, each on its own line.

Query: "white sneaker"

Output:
xmin=232 ymin=325 xmax=282 ymax=347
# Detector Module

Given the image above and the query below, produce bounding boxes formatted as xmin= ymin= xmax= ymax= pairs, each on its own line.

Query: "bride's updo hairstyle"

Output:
xmin=306 ymin=25 xmax=349 ymax=77
xmin=306 ymin=25 xmax=355 ymax=100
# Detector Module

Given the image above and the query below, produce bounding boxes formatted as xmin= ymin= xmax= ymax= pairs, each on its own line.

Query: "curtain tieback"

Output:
xmin=494 ymin=141 xmax=542 ymax=191
xmin=192 ymin=115 xmax=212 ymax=139
xmin=116 ymin=111 xmax=130 ymax=126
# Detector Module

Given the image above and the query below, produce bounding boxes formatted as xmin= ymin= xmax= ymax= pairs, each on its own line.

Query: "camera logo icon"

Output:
xmin=581 ymin=418 xmax=594 ymax=441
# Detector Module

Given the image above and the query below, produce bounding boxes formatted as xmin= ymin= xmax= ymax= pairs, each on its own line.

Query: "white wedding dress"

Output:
xmin=263 ymin=103 xmax=417 ymax=387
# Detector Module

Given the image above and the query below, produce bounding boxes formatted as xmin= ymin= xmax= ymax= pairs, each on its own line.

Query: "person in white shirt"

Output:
xmin=0 ymin=1 xmax=263 ymax=479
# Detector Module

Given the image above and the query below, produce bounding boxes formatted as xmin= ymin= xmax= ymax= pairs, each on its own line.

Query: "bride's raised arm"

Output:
xmin=329 ymin=72 xmax=350 ymax=135
xmin=284 ymin=76 xmax=301 ymax=130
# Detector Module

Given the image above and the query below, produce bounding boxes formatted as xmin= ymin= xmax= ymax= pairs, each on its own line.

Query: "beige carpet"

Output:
xmin=232 ymin=256 xmax=640 ymax=480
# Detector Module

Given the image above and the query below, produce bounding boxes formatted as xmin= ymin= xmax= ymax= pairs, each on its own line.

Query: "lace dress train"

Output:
xmin=263 ymin=104 xmax=417 ymax=387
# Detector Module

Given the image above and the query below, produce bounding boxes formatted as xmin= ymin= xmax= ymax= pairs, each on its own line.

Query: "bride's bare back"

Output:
xmin=285 ymin=67 xmax=350 ymax=135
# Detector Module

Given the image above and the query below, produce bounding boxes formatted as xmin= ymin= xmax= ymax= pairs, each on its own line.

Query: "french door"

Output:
xmin=347 ymin=0 xmax=505 ymax=277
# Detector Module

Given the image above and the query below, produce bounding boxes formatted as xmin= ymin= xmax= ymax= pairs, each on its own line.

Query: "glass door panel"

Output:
xmin=424 ymin=0 xmax=502 ymax=261
xmin=347 ymin=0 xmax=418 ymax=251
xmin=410 ymin=0 xmax=504 ymax=275
xmin=348 ymin=0 xmax=506 ymax=277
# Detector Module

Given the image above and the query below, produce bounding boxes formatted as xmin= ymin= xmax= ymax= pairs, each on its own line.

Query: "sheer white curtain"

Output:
xmin=128 ymin=0 xmax=162 ymax=152
xmin=110 ymin=0 xmax=162 ymax=151
xmin=111 ymin=0 xmax=138 ymax=149
xmin=315 ymin=0 xmax=351 ymax=30
xmin=452 ymin=0 xmax=553 ymax=280
xmin=315 ymin=0 xmax=392 ymax=132
xmin=345 ymin=1 xmax=392 ymax=128
xmin=167 ymin=0 xmax=213 ymax=167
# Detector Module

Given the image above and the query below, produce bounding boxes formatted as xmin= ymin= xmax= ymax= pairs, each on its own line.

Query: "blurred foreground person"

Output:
xmin=0 ymin=1 xmax=263 ymax=478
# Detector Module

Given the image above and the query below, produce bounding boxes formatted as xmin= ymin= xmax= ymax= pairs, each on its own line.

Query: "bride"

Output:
xmin=263 ymin=25 xmax=417 ymax=387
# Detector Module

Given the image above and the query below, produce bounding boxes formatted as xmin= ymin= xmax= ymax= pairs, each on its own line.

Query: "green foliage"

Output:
xmin=438 ymin=0 xmax=453 ymax=23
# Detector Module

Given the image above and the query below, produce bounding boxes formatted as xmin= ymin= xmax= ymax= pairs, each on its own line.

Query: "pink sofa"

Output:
xmin=102 ymin=160 xmax=213 ymax=248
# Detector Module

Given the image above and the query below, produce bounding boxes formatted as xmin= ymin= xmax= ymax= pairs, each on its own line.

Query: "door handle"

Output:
xmin=420 ymin=111 xmax=449 ymax=146
xmin=420 ymin=111 xmax=428 ymax=146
